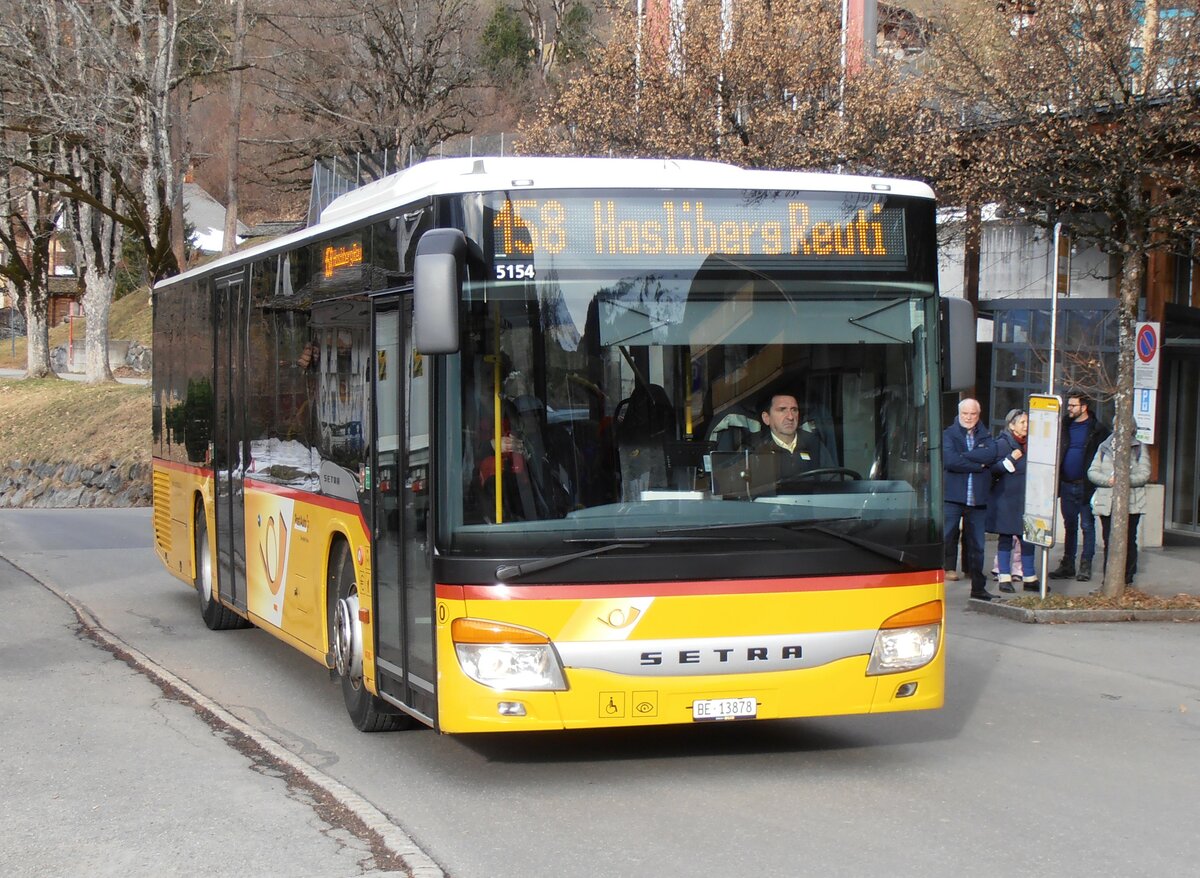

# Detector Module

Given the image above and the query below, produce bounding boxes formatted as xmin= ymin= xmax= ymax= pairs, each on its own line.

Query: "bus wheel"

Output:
xmin=195 ymin=507 xmax=248 ymax=631
xmin=329 ymin=541 xmax=411 ymax=732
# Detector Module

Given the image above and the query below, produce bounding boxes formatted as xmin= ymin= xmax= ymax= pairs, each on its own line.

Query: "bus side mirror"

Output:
xmin=940 ymin=296 xmax=976 ymax=392
xmin=414 ymin=228 xmax=466 ymax=354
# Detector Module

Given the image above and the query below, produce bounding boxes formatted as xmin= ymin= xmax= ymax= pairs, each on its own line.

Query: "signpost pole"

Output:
xmin=1038 ymin=225 xmax=1068 ymax=597
xmin=1048 ymin=222 xmax=1063 ymax=396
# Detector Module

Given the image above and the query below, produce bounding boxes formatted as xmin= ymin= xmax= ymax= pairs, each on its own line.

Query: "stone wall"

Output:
xmin=51 ymin=339 xmax=152 ymax=375
xmin=0 ymin=459 xmax=152 ymax=508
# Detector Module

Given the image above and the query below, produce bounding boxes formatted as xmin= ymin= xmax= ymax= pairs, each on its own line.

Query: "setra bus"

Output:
xmin=151 ymin=156 xmax=975 ymax=733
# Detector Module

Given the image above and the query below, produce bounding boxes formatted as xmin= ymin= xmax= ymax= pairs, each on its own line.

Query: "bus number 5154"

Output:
xmin=495 ymin=263 xmax=535 ymax=280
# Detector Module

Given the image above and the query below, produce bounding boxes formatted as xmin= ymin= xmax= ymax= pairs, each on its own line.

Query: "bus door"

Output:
xmin=213 ymin=272 xmax=250 ymax=613
xmin=371 ymin=293 xmax=436 ymax=721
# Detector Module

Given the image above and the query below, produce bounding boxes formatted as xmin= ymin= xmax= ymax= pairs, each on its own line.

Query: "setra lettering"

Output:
xmin=639 ymin=645 xmax=804 ymax=666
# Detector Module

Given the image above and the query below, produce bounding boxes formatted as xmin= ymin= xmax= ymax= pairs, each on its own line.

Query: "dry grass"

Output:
xmin=0 ymin=378 xmax=150 ymax=465
xmin=0 ymin=291 xmax=152 ymax=465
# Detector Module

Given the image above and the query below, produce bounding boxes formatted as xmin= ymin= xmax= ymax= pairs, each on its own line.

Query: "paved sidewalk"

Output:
xmin=0 ymin=556 xmax=419 ymax=877
xmin=965 ymin=532 xmax=1200 ymax=600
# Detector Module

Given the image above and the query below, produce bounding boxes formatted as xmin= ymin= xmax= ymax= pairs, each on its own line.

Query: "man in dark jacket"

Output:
xmin=1049 ymin=391 xmax=1111 ymax=582
xmin=755 ymin=393 xmax=822 ymax=482
xmin=943 ymin=398 xmax=999 ymax=600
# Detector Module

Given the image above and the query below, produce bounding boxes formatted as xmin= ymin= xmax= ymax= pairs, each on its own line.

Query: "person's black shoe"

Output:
xmin=999 ymin=581 xmax=1016 ymax=593
xmin=1049 ymin=561 xmax=1075 ymax=580
xmin=1076 ymin=559 xmax=1092 ymax=582
xmin=970 ymin=590 xmax=997 ymax=601
xmin=1125 ymin=575 xmax=1135 ymax=585
xmin=1023 ymin=581 xmax=1048 ymax=593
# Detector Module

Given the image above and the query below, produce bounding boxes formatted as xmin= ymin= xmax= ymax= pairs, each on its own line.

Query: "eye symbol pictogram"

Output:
xmin=598 ymin=607 xmax=640 ymax=629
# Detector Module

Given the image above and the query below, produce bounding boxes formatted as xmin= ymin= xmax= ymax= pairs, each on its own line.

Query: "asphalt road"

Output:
xmin=2 ymin=508 xmax=1199 ymax=877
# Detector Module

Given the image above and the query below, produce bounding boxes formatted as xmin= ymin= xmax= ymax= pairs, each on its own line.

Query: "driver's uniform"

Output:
xmin=754 ymin=428 xmax=822 ymax=481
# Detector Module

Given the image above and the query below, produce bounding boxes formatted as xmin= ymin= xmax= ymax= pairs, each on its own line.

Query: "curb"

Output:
xmin=968 ymin=596 xmax=1200 ymax=623
xmin=21 ymin=566 xmax=445 ymax=878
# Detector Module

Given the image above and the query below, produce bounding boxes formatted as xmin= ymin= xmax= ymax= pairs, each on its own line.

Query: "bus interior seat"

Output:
xmin=708 ymin=411 xmax=760 ymax=452
xmin=614 ymin=383 xmax=675 ymax=499
xmin=509 ymin=393 xmax=568 ymax=517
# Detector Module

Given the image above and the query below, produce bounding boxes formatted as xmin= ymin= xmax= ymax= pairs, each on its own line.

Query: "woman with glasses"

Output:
xmin=988 ymin=408 xmax=1039 ymax=593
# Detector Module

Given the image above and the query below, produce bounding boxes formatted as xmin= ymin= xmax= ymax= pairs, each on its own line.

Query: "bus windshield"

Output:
xmin=438 ymin=261 xmax=938 ymax=565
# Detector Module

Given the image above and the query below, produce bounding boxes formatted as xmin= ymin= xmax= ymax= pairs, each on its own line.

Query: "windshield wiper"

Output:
xmin=659 ymin=518 xmax=919 ymax=570
xmin=495 ymin=534 xmax=767 ymax=582
xmin=802 ymin=525 xmax=919 ymax=569
xmin=495 ymin=541 xmax=649 ymax=582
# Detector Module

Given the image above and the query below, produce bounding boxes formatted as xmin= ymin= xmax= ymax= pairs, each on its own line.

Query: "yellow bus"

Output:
xmin=151 ymin=157 xmax=974 ymax=733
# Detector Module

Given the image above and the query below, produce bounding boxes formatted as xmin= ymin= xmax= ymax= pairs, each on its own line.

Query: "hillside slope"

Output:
xmin=0 ymin=379 xmax=150 ymax=464
xmin=1 ymin=293 xmax=152 ymax=506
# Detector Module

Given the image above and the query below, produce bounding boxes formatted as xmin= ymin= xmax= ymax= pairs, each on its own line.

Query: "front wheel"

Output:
xmin=195 ymin=507 xmax=249 ymax=631
xmin=329 ymin=540 xmax=412 ymax=732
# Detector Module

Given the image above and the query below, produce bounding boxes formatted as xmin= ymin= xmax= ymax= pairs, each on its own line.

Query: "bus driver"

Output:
xmin=755 ymin=393 xmax=822 ymax=482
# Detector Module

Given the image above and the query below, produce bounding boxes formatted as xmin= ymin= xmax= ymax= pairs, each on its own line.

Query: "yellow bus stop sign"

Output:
xmin=1023 ymin=394 xmax=1063 ymax=548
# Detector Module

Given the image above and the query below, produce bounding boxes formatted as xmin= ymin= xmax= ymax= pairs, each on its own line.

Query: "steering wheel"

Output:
xmin=779 ymin=466 xmax=863 ymax=486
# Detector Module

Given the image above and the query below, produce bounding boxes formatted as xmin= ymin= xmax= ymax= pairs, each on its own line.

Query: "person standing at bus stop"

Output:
xmin=943 ymin=398 xmax=999 ymax=601
xmin=1088 ymin=431 xmax=1151 ymax=586
xmin=987 ymin=409 xmax=1039 ymax=593
xmin=1049 ymin=391 xmax=1110 ymax=582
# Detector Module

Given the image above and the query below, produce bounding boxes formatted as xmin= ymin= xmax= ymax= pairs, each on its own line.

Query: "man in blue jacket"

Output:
xmin=943 ymin=398 xmax=999 ymax=600
xmin=1049 ymin=391 xmax=1110 ymax=582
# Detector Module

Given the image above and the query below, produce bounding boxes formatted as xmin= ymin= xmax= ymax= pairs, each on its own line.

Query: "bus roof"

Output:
xmin=156 ymin=156 xmax=935 ymax=290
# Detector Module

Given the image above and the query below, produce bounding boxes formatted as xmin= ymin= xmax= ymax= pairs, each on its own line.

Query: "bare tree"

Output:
xmin=223 ymin=0 xmax=247 ymax=254
xmin=516 ymin=0 xmax=597 ymax=85
xmin=0 ymin=10 xmax=64 ymax=379
xmin=1 ymin=0 xmax=225 ymax=380
xmin=519 ymin=0 xmax=926 ymax=174
xmin=0 ymin=133 xmax=60 ymax=379
xmin=913 ymin=0 xmax=1200 ymax=596
xmin=61 ymin=129 xmax=125 ymax=384
xmin=253 ymin=0 xmax=483 ymax=181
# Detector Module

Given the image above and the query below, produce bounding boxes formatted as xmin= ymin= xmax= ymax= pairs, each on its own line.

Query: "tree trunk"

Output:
xmin=135 ymin=0 xmax=185 ymax=280
xmin=9 ymin=137 xmax=58 ymax=380
xmin=1101 ymin=231 xmax=1145 ymax=598
xmin=222 ymin=0 xmax=245 ymax=256
xmin=168 ymin=88 xmax=187 ymax=275
xmin=64 ymin=144 xmax=120 ymax=384
xmin=82 ymin=266 xmax=115 ymax=383
xmin=23 ymin=290 xmax=52 ymax=379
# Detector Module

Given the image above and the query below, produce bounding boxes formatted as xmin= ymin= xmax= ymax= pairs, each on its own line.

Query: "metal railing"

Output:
xmin=307 ymin=134 xmax=513 ymax=226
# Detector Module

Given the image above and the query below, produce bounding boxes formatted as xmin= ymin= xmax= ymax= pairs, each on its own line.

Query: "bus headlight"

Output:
xmin=866 ymin=601 xmax=942 ymax=676
xmin=452 ymin=618 xmax=567 ymax=691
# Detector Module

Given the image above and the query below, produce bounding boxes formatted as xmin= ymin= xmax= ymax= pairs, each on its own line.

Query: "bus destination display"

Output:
xmin=491 ymin=192 xmax=908 ymax=275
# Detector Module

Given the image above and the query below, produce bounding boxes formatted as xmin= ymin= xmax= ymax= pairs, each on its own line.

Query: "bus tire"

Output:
xmin=195 ymin=506 xmax=249 ymax=631
xmin=329 ymin=540 xmax=411 ymax=733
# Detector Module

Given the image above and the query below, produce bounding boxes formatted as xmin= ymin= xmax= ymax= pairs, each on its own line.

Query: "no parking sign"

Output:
xmin=1134 ymin=322 xmax=1159 ymax=444
xmin=1134 ymin=322 xmax=1159 ymax=386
